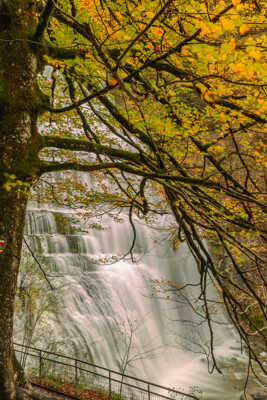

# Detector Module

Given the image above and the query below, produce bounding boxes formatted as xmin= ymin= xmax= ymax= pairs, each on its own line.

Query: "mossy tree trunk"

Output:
xmin=0 ymin=1 xmax=41 ymax=398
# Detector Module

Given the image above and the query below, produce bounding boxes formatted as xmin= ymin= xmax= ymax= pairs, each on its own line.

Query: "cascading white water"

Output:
xmin=16 ymin=171 xmax=250 ymax=399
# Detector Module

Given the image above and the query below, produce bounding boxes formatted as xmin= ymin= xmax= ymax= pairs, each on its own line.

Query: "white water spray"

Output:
xmin=15 ymin=171 xmax=250 ymax=399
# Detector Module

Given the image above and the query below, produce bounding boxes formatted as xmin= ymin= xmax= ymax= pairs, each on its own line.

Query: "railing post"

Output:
xmin=148 ymin=383 xmax=151 ymax=400
xmin=109 ymin=370 xmax=112 ymax=400
xmin=39 ymin=350 xmax=42 ymax=383
xmin=75 ymin=359 xmax=78 ymax=390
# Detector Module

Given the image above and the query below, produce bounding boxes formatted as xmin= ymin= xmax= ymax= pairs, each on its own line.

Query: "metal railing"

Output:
xmin=14 ymin=342 xmax=198 ymax=400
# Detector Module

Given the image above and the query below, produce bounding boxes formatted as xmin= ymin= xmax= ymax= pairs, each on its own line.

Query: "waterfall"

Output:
xmin=15 ymin=171 xmax=249 ymax=399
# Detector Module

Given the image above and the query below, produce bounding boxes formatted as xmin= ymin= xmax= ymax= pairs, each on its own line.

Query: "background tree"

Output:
xmin=0 ymin=0 xmax=266 ymax=398
xmin=14 ymin=241 xmax=61 ymax=362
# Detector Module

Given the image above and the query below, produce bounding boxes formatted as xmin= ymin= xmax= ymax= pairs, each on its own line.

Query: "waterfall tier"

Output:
xmin=15 ymin=172 xmax=248 ymax=399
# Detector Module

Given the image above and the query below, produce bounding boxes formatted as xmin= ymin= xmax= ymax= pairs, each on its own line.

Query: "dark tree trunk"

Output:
xmin=0 ymin=1 xmax=41 ymax=398
xmin=0 ymin=189 xmax=28 ymax=399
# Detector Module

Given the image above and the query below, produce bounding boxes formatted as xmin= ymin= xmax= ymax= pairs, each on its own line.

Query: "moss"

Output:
xmin=15 ymin=156 xmax=40 ymax=179
xmin=0 ymin=81 xmax=5 ymax=102
xmin=36 ymin=86 xmax=50 ymax=113
xmin=250 ymin=313 xmax=265 ymax=331
xmin=240 ymin=310 xmax=265 ymax=332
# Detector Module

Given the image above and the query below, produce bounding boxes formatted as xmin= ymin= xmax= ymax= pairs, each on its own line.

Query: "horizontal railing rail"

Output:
xmin=14 ymin=342 xmax=199 ymax=400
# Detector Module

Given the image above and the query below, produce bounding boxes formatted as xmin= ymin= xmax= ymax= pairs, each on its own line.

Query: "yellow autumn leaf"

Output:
xmin=136 ymin=4 xmax=145 ymax=12
xmin=231 ymin=62 xmax=243 ymax=73
xmin=232 ymin=0 xmax=241 ymax=6
xmin=109 ymin=79 xmax=118 ymax=86
xmin=203 ymin=91 xmax=215 ymax=102
xmin=3 ymin=184 xmax=11 ymax=192
xmin=200 ymin=3 xmax=207 ymax=12
xmin=246 ymin=67 xmax=255 ymax=79
xmin=240 ymin=24 xmax=250 ymax=34
xmin=200 ymin=21 xmax=210 ymax=36
xmin=217 ymin=0 xmax=226 ymax=8
xmin=219 ymin=112 xmax=226 ymax=122
xmin=216 ymin=85 xmax=227 ymax=96
xmin=146 ymin=41 xmax=154 ymax=50
xmin=146 ymin=11 xmax=154 ymax=19
xmin=230 ymin=38 xmax=236 ymax=51
xmin=207 ymin=54 xmax=216 ymax=63
xmin=221 ymin=16 xmax=235 ymax=31
xmin=152 ymin=27 xmax=163 ymax=37
xmin=114 ymin=11 xmax=122 ymax=21
xmin=248 ymin=48 xmax=261 ymax=61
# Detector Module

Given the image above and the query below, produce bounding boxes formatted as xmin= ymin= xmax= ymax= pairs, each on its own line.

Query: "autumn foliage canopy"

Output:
xmin=3 ymin=0 xmax=267 ymax=375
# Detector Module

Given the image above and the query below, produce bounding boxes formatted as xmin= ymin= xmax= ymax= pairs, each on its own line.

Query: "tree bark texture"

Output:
xmin=0 ymin=2 xmax=40 ymax=398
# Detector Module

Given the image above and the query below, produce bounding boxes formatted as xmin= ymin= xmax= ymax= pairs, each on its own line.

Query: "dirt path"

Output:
xmin=31 ymin=385 xmax=79 ymax=400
